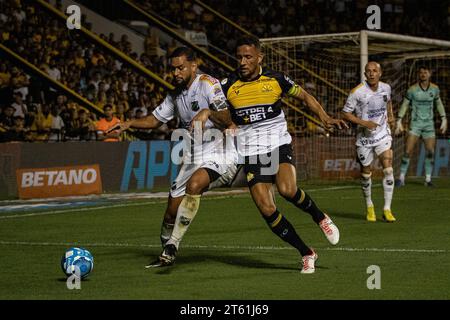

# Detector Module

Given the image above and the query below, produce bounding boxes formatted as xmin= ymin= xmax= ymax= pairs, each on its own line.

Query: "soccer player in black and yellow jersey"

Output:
xmin=218 ymin=36 xmax=348 ymax=273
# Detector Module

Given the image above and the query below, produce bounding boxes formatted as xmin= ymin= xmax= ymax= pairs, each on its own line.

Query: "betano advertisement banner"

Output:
xmin=0 ymin=139 xmax=448 ymax=198
xmin=16 ymin=165 xmax=102 ymax=199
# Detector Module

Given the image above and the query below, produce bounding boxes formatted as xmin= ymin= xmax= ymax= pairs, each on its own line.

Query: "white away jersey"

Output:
xmin=153 ymin=73 xmax=227 ymax=128
xmin=343 ymin=81 xmax=392 ymax=147
xmin=153 ymin=73 xmax=234 ymax=164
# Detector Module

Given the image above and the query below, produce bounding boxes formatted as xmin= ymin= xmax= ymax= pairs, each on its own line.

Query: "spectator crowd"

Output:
xmin=0 ymin=0 xmax=177 ymax=142
xmin=0 ymin=0 xmax=449 ymax=142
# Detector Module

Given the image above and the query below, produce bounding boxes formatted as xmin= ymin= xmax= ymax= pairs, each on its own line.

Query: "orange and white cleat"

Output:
xmin=301 ymin=250 xmax=318 ymax=274
xmin=319 ymin=214 xmax=340 ymax=245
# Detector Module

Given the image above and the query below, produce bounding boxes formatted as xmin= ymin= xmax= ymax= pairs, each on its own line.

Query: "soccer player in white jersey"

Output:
xmin=220 ymin=37 xmax=346 ymax=274
xmin=110 ymin=47 xmax=237 ymax=267
xmin=342 ymin=61 xmax=396 ymax=222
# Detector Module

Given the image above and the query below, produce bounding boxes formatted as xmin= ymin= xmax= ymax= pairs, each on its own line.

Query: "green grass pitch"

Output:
xmin=0 ymin=178 xmax=449 ymax=300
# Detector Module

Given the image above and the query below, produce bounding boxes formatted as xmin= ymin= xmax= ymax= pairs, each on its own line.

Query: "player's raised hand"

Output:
xmin=440 ymin=118 xmax=447 ymax=134
xmin=394 ymin=119 xmax=404 ymax=135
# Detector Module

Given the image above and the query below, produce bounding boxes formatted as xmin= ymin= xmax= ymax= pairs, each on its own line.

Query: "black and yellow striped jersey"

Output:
xmin=220 ymin=67 xmax=301 ymax=156
xmin=220 ymin=67 xmax=302 ymax=125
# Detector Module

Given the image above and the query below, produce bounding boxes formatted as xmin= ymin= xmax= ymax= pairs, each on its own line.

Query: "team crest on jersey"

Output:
xmin=191 ymin=101 xmax=199 ymax=111
xmin=262 ymin=83 xmax=273 ymax=92
xmin=429 ymin=92 xmax=434 ymax=97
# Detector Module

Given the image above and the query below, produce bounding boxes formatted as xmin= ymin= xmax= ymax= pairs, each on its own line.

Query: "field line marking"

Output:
xmin=0 ymin=200 xmax=166 ymax=219
xmin=0 ymin=185 xmax=365 ymax=219
xmin=0 ymin=240 xmax=445 ymax=254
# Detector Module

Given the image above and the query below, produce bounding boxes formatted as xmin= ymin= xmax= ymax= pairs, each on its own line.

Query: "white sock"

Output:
xmin=383 ymin=167 xmax=394 ymax=210
xmin=399 ymin=173 xmax=405 ymax=182
xmin=160 ymin=221 xmax=174 ymax=247
xmin=166 ymin=194 xmax=201 ymax=250
xmin=425 ymin=174 xmax=431 ymax=183
xmin=361 ymin=173 xmax=373 ymax=207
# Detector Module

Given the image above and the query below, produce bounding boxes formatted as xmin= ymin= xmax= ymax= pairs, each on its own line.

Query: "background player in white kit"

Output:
xmin=110 ymin=47 xmax=237 ymax=267
xmin=342 ymin=61 xmax=397 ymax=222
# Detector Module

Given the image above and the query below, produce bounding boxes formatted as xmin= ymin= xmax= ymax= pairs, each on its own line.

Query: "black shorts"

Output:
xmin=243 ymin=144 xmax=295 ymax=188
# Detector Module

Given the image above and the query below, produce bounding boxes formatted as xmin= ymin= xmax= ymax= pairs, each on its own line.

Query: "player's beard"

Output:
xmin=175 ymin=74 xmax=191 ymax=89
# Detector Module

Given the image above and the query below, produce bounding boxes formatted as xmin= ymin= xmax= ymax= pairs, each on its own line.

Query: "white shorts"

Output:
xmin=356 ymin=136 xmax=392 ymax=167
xmin=170 ymin=160 xmax=238 ymax=198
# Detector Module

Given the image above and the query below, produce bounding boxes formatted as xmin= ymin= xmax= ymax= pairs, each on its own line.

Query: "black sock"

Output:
xmin=263 ymin=210 xmax=312 ymax=256
xmin=285 ymin=189 xmax=325 ymax=224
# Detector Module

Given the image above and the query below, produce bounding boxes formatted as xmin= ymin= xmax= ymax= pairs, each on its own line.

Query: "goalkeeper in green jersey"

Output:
xmin=395 ymin=66 xmax=447 ymax=187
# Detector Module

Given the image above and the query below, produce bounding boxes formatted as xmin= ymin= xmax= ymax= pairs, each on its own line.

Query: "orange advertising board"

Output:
xmin=16 ymin=165 xmax=102 ymax=199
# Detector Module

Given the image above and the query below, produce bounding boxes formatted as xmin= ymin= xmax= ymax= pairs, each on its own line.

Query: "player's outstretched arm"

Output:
xmin=292 ymin=89 xmax=348 ymax=130
xmin=106 ymin=115 xmax=163 ymax=134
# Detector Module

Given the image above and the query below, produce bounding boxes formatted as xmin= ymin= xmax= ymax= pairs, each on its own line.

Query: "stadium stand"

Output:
xmin=0 ymin=0 xmax=448 ymax=143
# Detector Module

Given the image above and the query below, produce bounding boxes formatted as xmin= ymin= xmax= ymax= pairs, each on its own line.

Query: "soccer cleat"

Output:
xmin=366 ymin=205 xmax=376 ymax=222
xmin=145 ymin=244 xmax=177 ymax=268
xmin=424 ymin=181 xmax=435 ymax=188
xmin=395 ymin=179 xmax=405 ymax=187
xmin=300 ymin=250 xmax=318 ymax=274
xmin=145 ymin=257 xmax=173 ymax=268
xmin=319 ymin=214 xmax=340 ymax=245
xmin=382 ymin=209 xmax=396 ymax=222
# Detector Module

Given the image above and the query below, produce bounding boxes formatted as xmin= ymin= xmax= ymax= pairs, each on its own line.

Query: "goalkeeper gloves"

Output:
xmin=395 ymin=118 xmax=404 ymax=135
xmin=440 ymin=117 xmax=447 ymax=134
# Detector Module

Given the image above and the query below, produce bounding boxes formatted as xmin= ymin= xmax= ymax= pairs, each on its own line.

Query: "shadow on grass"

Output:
xmin=326 ymin=210 xmax=365 ymax=221
xmin=56 ymin=277 xmax=91 ymax=282
xmin=120 ymin=247 xmax=331 ymax=273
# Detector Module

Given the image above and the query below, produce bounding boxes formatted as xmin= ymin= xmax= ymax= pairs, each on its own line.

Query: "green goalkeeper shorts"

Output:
xmin=409 ymin=120 xmax=435 ymax=139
